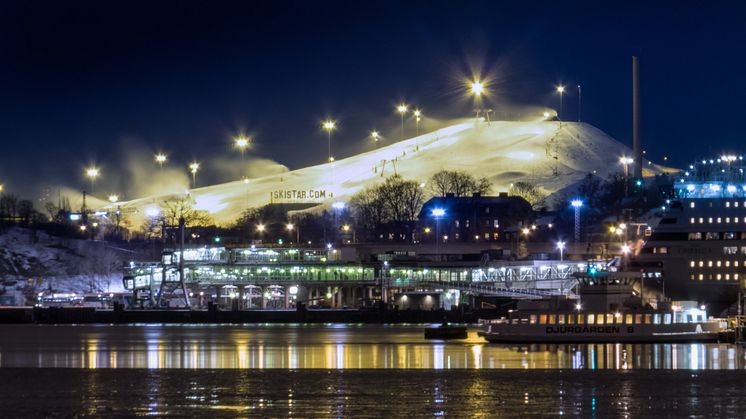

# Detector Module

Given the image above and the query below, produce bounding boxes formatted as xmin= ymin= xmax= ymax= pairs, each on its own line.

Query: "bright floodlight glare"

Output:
xmin=571 ymin=199 xmax=583 ymax=208
xmin=621 ymin=244 xmax=631 ymax=254
xmin=557 ymin=241 xmax=566 ymax=249
xmin=543 ymin=111 xmax=550 ymax=118
xmin=342 ymin=224 xmax=350 ymax=232
xmin=85 ymin=167 xmax=100 ymax=179
xmin=189 ymin=162 xmax=200 ymax=174
xmin=322 ymin=120 xmax=336 ymax=131
xmin=286 ymin=223 xmax=294 ymax=231
xmin=108 ymin=194 xmax=119 ymax=203
xmin=620 ymin=156 xmax=634 ymax=164
xmin=332 ymin=201 xmax=346 ymax=210
xmin=470 ymin=80 xmax=484 ymax=96
xmin=431 ymin=208 xmax=446 ymax=217
xmin=234 ymin=136 xmax=250 ymax=149
xmin=145 ymin=206 xmax=160 ymax=218
xmin=413 ymin=109 xmax=422 ymax=117
xmin=371 ymin=130 xmax=380 ymax=140
xmin=556 ymin=85 xmax=565 ymax=93
xmin=396 ymin=104 xmax=408 ymax=114
xmin=256 ymin=223 xmax=266 ymax=232
xmin=155 ymin=153 xmax=167 ymax=164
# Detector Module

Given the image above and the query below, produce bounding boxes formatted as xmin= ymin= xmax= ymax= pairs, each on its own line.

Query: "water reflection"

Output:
xmin=0 ymin=324 xmax=744 ymax=369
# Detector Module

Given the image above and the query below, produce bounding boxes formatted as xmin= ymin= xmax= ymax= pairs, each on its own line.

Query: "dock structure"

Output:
xmin=124 ymin=246 xmax=583 ymax=309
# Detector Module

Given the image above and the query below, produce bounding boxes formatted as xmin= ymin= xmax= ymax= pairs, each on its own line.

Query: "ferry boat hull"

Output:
xmin=478 ymin=322 xmax=723 ymax=343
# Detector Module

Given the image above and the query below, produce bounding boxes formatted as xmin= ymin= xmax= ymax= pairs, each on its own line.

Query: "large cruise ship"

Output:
xmin=631 ymin=155 xmax=746 ymax=312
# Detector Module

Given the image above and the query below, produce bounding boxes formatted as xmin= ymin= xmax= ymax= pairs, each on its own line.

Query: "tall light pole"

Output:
xmin=577 ymin=84 xmax=582 ymax=122
xmin=85 ymin=167 xmax=100 ymax=194
xmin=556 ymin=85 xmax=566 ymax=120
xmin=234 ymin=136 xmax=250 ymax=180
xmin=322 ymin=120 xmax=336 ymax=162
xmin=431 ymin=208 xmax=445 ymax=259
xmin=189 ymin=162 xmax=200 ymax=188
xmin=557 ymin=241 xmax=566 ymax=261
xmin=371 ymin=130 xmax=380 ymax=149
xmin=413 ymin=109 xmax=422 ymax=136
xmin=155 ymin=153 xmax=167 ymax=169
xmin=286 ymin=222 xmax=299 ymax=244
xmin=571 ymin=199 xmax=583 ymax=243
xmin=396 ymin=104 xmax=408 ymax=140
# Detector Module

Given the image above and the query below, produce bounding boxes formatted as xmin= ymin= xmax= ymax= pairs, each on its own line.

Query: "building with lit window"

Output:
xmin=418 ymin=192 xmax=533 ymax=243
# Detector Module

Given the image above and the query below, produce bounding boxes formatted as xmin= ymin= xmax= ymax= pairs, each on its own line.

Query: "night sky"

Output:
xmin=2 ymin=0 xmax=746 ymax=197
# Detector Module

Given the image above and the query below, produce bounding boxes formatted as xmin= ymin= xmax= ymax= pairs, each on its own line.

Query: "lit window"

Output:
xmin=736 ymin=274 xmax=740 ymax=280
xmin=708 ymin=217 xmax=713 ymax=223
xmin=726 ymin=274 xmax=731 ymax=280
xmin=726 ymin=217 xmax=731 ymax=223
xmin=717 ymin=274 xmax=722 ymax=280
xmin=736 ymin=217 xmax=740 ymax=223
xmin=736 ymin=202 xmax=740 ymax=208
xmin=726 ymin=202 xmax=731 ymax=208
xmin=708 ymin=260 xmax=713 ymax=267
xmin=699 ymin=217 xmax=704 ymax=223
xmin=717 ymin=217 xmax=722 ymax=223
xmin=726 ymin=261 xmax=731 ymax=267
xmin=690 ymin=274 xmax=695 ymax=280
xmin=717 ymin=261 xmax=722 ymax=267
xmin=690 ymin=202 xmax=696 ymax=208
xmin=698 ymin=261 xmax=704 ymax=267
xmin=698 ymin=273 xmax=704 ymax=280
xmin=690 ymin=217 xmax=695 ymax=224
xmin=690 ymin=260 xmax=695 ymax=267
xmin=736 ymin=261 xmax=740 ymax=267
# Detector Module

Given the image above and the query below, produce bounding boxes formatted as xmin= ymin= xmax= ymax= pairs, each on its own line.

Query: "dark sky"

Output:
xmin=2 ymin=0 xmax=746 ymax=196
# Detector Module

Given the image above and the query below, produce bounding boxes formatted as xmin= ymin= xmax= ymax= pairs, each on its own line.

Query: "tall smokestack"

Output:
xmin=632 ymin=56 xmax=642 ymax=179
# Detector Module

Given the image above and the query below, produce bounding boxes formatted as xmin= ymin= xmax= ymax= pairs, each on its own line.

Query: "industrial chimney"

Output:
xmin=632 ymin=56 xmax=642 ymax=179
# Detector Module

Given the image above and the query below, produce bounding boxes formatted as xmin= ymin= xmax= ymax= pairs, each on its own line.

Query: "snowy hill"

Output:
xmin=108 ymin=119 xmax=671 ymax=225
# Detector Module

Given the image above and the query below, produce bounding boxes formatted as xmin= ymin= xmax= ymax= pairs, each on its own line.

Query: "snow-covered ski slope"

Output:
xmin=110 ymin=120 xmax=672 ymax=225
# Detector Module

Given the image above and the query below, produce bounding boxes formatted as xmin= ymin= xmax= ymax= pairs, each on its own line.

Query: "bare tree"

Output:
xmin=509 ymin=182 xmax=547 ymax=208
xmin=429 ymin=170 xmax=492 ymax=197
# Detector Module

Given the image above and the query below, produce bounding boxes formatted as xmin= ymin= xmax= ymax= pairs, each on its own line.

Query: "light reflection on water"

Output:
xmin=0 ymin=324 xmax=744 ymax=369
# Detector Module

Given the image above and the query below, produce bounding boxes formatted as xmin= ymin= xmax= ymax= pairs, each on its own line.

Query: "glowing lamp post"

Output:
xmin=620 ymin=156 xmax=634 ymax=197
xmin=85 ymin=167 xmax=100 ymax=193
xmin=470 ymin=80 xmax=484 ymax=97
xmin=371 ymin=130 xmax=380 ymax=149
xmin=286 ymin=222 xmax=299 ymax=244
xmin=108 ymin=194 xmax=119 ymax=203
xmin=413 ymin=109 xmax=422 ymax=135
xmin=557 ymin=241 xmax=566 ymax=261
xmin=155 ymin=153 xmax=167 ymax=169
xmin=570 ymin=199 xmax=583 ymax=243
xmin=322 ymin=120 xmax=336 ymax=163
xmin=396 ymin=104 xmax=408 ymax=140
xmin=189 ymin=162 xmax=200 ymax=188
xmin=431 ymin=207 xmax=446 ymax=257
xmin=556 ymin=85 xmax=566 ymax=120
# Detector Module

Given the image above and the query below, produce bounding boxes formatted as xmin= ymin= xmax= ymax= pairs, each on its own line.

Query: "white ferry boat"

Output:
xmin=478 ymin=271 xmax=726 ymax=343
xmin=630 ymin=156 xmax=746 ymax=312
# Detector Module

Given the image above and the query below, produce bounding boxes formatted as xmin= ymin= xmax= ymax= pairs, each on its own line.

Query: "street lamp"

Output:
xmin=85 ymin=166 xmax=100 ymax=193
xmin=431 ymin=207 xmax=445 ymax=256
xmin=286 ymin=222 xmax=299 ymax=244
xmin=155 ymin=153 xmax=167 ymax=169
xmin=322 ymin=120 xmax=336 ymax=162
xmin=557 ymin=241 xmax=566 ymax=261
xmin=570 ymin=199 xmax=583 ymax=242
xmin=108 ymin=194 xmax=119 ymax=203
xmin=413 ymin=109 xmax=422 ymax=136
xmin=189 ymin=162 xmax=200 ymax=188
xmin=396 ymin=104 xmax=408 ymax=140
xmin=620 ymin=156 xmax=634 ymax=197
xmin=555 ymin=85 xmax=566 ymax=120
xmin=470 ymin=80 xmax=484 ymax=97
xmin=577 ymin=84 xmax=582 ymax=122
xmin=371 ymin=130 xmax=380 ymax=149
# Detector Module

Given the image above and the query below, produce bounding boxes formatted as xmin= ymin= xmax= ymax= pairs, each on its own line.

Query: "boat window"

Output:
xmin=567 ymin=314 xmax=574 ymax=324
xmin=653 ymin=314 xmax=661 ymax=324
xmin=587 ymin=314 xmax=594 ymax=324
xmin=558 ymin=314 xmax=566 ymax=325
xmin=606 ymin=314 xmax=615 ymax=324
xmin=687 ymin=314 xmax=693 ymax=323
xmin=625 ymin=314 xmax=633 ymax=324
xmin=538 ymin=314 xmax=546 ymax=325
xmin=596 ymin=314 xmax=605 ymax=325
xmin=529 ymin=315 xmax=536 ymax=324
xmin=635 ymin=314 xmax=642 ymax=324
xmin=664 ymin=314 xmax=672 ymax=324
xmin=644 ymin=314 xmax=652 ymax=324
xmin=577 ymin=314 xmax=585 ymax=324
xmin=548 ymin=315 xmax=556 ymax=325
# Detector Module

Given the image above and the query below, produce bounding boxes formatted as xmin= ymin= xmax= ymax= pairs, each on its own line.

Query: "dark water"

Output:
xmin=1 ymin=324 xmax=745 ymax=417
